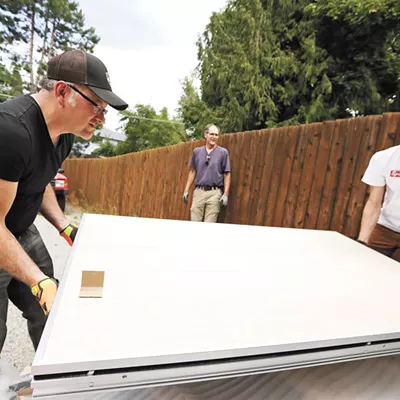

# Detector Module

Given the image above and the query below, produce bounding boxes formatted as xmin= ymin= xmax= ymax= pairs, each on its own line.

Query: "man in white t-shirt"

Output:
xmin=358 ymin=145 xmax=400 ymax=261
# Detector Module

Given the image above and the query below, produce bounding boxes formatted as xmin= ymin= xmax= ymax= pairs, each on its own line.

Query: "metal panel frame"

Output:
xmin=32 ymin=331 xmax=400 ymax=376
xmin=32 ymin=340 xmax=400 ymax=398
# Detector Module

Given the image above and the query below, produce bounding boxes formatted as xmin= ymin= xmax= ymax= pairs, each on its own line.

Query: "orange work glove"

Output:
xmin=60 ymin=224 xmax=78 ymax=246
xmin=31 ymin=277 xmax=59 ymax=315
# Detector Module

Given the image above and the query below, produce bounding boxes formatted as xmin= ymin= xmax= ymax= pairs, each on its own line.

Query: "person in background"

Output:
xmin=183 ymin=124 xmax=231 ymax=222
xmin=0 ymin=49 xmax=128 ymax=353
xmin=358 ymin=145 xmax=400 ymax=261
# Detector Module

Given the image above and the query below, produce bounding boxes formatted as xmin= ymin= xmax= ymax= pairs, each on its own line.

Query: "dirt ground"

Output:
xmin=2 ymin=204 xmax=84 ymax=372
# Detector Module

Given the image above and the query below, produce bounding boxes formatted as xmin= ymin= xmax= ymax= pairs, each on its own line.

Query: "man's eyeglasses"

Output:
xmin=206 ymin=154 xmax=211 ymax=166
xmin=67 ymin=84 xmax=108 ymax=116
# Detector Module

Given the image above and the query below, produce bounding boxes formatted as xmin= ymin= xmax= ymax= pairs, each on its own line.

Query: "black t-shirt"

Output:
xmin=0 ymin=95 xmax=74 ymax=236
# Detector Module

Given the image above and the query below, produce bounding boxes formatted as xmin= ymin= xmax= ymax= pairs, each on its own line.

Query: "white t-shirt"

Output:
xmin=362 ymin=145 xmax=400 ymax=232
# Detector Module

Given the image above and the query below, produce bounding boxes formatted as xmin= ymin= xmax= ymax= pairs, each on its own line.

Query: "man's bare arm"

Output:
xmin=223 ymin=172 xmax=231 ymax=196
xmin=40 ymin=183 xmax=69 ymax=232
xmin=358 ymin=186 xmax=385 ymax=243
xmin=184 ymin=169 xmax=196 ymax=192
xmin=0 ymin=178 xmax=47 ymax=287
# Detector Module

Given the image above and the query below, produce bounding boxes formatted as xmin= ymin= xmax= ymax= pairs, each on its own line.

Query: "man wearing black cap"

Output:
xmin=0 ymin=49 xmax=128 ymax=352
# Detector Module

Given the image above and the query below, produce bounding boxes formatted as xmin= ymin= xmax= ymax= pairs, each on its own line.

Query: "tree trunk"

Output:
xmin=35 ymin=11 xmax=49 ymax=87
xmin=29 ymin=2 xmax=36 ymax=92
xmin=48 ymin=17 xmax=56 ymax=59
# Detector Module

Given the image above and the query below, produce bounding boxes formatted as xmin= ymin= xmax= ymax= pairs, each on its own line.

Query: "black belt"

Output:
xmin=196 ymin=186 xmax=223 ymax=191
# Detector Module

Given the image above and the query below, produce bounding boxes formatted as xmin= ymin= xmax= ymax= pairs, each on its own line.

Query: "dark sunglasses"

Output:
xmin=206 ymin=154 xmax=211 ymax=166
xmin=67 ymin=84 xmax=108 ymax=116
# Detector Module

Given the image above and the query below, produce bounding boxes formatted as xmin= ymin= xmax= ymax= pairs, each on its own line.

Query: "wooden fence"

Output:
xmin=63 ymin=113 xmax=400 ymax=238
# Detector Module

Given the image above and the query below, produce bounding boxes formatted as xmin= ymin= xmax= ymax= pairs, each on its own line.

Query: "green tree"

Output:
xmin=179 ymin=0 xmax=400 ymax=134
xmin=178 ymin=75 xmax=218 ymax=138
xmin=0 ymin=0 xmax=100 ymax=93
xmin=0 ymin=2 xmax=26 ymax=52
xmin=34 ymin=0 xmax=100 ymax=90
xmin=306 ymin=0 xmax=400 ymax=116
xmin=93 ymin=139 xmax=116 ymax=158
xmin=0 ymin=2 xmax=25 ymax=100
xmin=0 ymin=60 xmax=24 ymax=102
xmin=115 ymin=104 xmax=187 ymax=155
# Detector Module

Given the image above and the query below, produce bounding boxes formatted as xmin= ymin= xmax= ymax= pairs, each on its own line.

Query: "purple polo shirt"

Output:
xmin=189 ymin=146 xmax=231 ymax=187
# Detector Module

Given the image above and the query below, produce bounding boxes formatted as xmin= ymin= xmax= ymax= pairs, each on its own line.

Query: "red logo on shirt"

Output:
xmin=390 ymin=170 xmax=400 ymax=177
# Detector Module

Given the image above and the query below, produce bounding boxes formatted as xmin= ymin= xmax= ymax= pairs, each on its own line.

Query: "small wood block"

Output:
xmin=79 ymin=271 xmax=105 ymax=298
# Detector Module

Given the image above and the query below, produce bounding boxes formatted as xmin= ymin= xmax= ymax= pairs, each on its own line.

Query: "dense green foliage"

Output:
xmin=179 ymin=0 xmax=400 ymax=137
xmin=93 ymin=105 xmax=188 ymax=157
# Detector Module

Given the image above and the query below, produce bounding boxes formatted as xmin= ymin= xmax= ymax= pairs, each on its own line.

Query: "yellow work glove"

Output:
xmin=31 ymin=278 xmax=58 ymax=315
xmin=59 ymin=224 xmax=78 ymax=246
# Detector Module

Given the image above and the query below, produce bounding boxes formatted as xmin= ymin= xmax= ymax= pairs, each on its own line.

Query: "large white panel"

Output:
xmin=33 ymin=214 xmax=400 ymax=374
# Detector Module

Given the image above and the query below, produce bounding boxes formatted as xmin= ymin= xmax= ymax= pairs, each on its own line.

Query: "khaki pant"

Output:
xmin=368 ymin=224 xmax=400 ymax=262
xmin=191 ymin=188 xmax=221 ymax=222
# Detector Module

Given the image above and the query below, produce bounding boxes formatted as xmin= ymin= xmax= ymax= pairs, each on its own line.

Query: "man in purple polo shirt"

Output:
xmin=183 ymin=124 xmax=231 ymax=222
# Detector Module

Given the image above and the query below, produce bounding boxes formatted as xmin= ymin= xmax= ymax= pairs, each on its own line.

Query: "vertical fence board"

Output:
xmin=249 ymin=130 xmax=272 ymax=226
xmin=237 ymin=131 xmax=259 ymax=225
xmin=247 ymin=131 xmax=266 ymax=225
xmin=236 ymin=133 xmax=255 ymax=225
xmin=343 ymin=116 xmax=380 ymax=237
xmin=272 ymin=126 xmax=299 ymax=227
xmin=226 ymin=132 xmax=245 ymax=223
xmin=264 ymin=127 xmax=289 ymax=226
xmin=330 ymin=118 xmax=365 ymax=233
xmin=255 ymin=130 xmax=279 ymax=226
xmin=293 ymin=123 xmax=322 ymax=229
xmin=282 ymin=125 xmax=309 ymax=228
xmin=304 ymin=121 xmax=335 ymax=230
xmin=315 ymin=119 xmax=348 ymax=230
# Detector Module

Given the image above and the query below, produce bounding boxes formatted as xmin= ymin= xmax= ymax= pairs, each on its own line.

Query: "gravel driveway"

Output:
xmin=2 ymin=207 xmax=82 ymax=372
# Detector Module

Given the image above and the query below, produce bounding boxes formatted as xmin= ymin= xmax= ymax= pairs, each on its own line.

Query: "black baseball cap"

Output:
xmin=47 ymin=50 xmax=128 ymax=111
